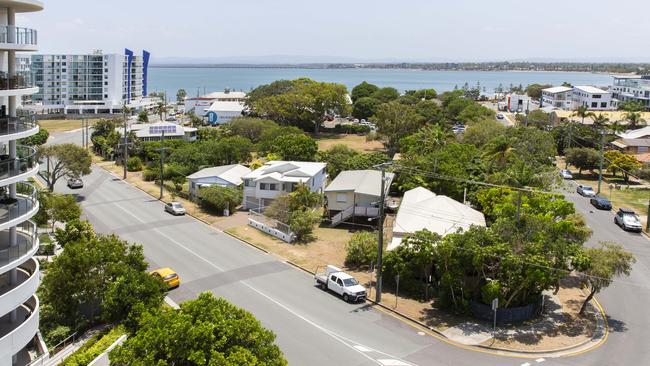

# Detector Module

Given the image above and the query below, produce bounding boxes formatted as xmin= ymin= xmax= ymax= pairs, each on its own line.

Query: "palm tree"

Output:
xmin=623 ymin=111 xmax=646 ymax=130
xmin=154 ymin=102 xmax=167 ymax=122
xmin=572 ymin=105 xmax=596 ymax=124
xmin=592 ymin=114 xmax=610 ymax=130
xmin=608 ymin=120 xmax=627 ymax=135
xmin=482 ymin=136 xmax=515 ymax=172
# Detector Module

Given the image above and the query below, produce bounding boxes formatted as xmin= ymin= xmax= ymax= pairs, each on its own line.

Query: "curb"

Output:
xmin=96 ymin=162 xmax=607 ymax=358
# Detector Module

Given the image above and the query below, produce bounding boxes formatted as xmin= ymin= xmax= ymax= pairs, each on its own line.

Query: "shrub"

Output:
xmin=289 ymin=208 xmax=322 ymax=242
xmin=45 ymin=325 xmax=72 ymax=347
xmin=198 ymin=186 xmax=242 ymax=214
xmin=61 ymin=326 xmax=126 ymax=366
xmin=142 ymin=168 xmax=159 ymax=182
xmin=344 ymin=231 xmax=377 ymax=268
xmin=126 ymin=156 xmax=143 ymax=172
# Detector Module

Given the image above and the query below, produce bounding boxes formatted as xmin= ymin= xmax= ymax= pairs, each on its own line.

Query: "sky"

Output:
xmin=21 ymin=0 xmax=650 ymax=63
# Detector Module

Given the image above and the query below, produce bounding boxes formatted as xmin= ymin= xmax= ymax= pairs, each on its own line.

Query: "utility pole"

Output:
xmin=122 ymin=107 xmax=129 ymax=179
xmin=81 ymin=119 xmax=85 ymax=147
xmin=597 ymin=129 xmax=605 ymax=195
xmin=565 ymin=122 xmax=573 ymax=169
xmin=375 ymin=163 xmax=390 ymax=303
xmin=156 ymin=130 xmax=170 ymax=200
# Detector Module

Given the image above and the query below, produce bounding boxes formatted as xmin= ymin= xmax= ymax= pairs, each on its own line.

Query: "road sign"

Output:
xmin=491 ymin=298 xmax=499 ymax=311
xmin=206 ymin=111 xmax=218 ymax=125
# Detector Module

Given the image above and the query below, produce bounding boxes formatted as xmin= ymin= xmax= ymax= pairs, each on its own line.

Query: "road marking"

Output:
xmin=112 ymin=202 xmax=416 ymax=366
xmin=354 ymin=345 xmax=372 ymax=352
xmin=378 ymin=360 xmax=411 ymax=366
xmin=164 ymin=296 xmax=180 ymax=309
xmin=521 ymin=363 xmax=531 ymax=366
xmin=417 ymin=331 xmax=425 ymax=336
xmin=536 ymin=358 xmax=545 ymax=363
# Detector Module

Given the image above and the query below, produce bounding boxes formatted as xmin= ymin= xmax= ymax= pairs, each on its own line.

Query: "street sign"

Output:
xmin=206 ymin=111 xmax=218 ymax=125
xmin=491 ymin=298 xmax=499 ymax=311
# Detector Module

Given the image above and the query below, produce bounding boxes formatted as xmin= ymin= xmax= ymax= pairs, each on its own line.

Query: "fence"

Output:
xmin=248 ymin=209 xmax=294 ymax=243
xmin=470 ymin=300 xmax=540 ymax=324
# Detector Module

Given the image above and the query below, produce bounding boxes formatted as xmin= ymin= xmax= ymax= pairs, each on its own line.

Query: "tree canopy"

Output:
xmin=37 ymin=143 xmax=92 ymax=191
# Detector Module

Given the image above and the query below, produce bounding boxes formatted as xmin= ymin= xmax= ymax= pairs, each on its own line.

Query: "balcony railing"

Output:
xmin=0 ymin=145 xmax=37 ymax=182
xmin=0 ymin=26 xmax=38 ymax=46
xmin=0 ymin=72 xmax=33 ymax=90
xmin=0 ymin=295 xmax=39 ymax=361
xmin=0 ymin=117 xmax=37 ymax=138
xmin=0 ymin=257 xmax=39 ymax=316
xmin=0 ymin=220 xmax=37 ymax=270
xmin=0 ymin=182 xmax=38 ymax=230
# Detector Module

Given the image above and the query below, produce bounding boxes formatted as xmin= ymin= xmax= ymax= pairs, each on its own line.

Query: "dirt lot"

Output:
xmin=316 ymin=134 xmax=385 ymax=153
xmin=38 ymin=119 xmax=100 ymax=133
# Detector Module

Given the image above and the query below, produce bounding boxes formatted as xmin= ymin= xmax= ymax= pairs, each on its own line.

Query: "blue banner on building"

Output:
xmin=142 ymin=50 xmax=150 ymax=97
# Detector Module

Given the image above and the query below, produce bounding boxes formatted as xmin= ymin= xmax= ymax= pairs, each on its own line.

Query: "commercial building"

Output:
xmin=611 ymin=75 xmax=650 ymax=110
xmin=184 ymin=89 xmax=246 ymax=117
xmin=187 ymin=164 xmax=252 ymax=197
xmin=28 ymin=49 xmax=155 ymax=115
xmin=541 ymin=85 xmax=615 ymax=111
xmin=388 ymin=187 xmax=485 ymax=251
xmin=0 ymin=1 xmax=48 ymax=364
xmin=204 ymin=101 xmax=244 ymax=125
xmin=242 ymin=161 xmax=327 ymax=210
xmin=505 ymin=93 xmax=532 ymax=113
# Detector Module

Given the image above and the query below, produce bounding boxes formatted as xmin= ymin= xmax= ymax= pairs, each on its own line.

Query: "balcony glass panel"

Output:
xmin=0 ymin=26 xmax=38 ymax=46
xmin=0 ymin=117 xmax=37 ymax=139
xmin=0 ymin=183 xmax=37 ymax=229
xmin=0 ymin=146 xmax=37 ymax=182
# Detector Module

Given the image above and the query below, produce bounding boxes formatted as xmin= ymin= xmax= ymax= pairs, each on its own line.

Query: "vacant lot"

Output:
xmin=316 ymin=134 xmax=385 ymax=153
xmin=38 ymin=119 xmax=100 ymax=133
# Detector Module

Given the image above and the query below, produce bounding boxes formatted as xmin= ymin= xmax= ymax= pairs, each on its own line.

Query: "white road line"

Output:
xmin=354 ymin=345 xmax=372 ymax=352
xmin=536 ymin=358 xmax=545 ymax=363
xmin=521 ymin=363 xmax=531 ymax=366
xmin=112 ymin=202 xmax=416 ymax=366
xmin=378 ymin=360 xmax=411 ymax=366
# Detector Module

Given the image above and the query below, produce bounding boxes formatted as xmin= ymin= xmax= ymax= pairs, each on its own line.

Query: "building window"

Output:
xmin=260 ymin=183 xmax=278 ymax=191
xmin=593 ymin=94 xmax=601 ymax=99
xmin=591 ymin=102 xmax=598 ymax=108
xmin=601 ymin=102 xmax=607 ymax=108
xmin=336 ymin=194 xmax=347 ymax=203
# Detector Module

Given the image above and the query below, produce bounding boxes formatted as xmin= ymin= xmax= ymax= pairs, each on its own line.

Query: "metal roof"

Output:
xmin=325 ymin=170 xmax=394 ymax=197
xmin=186 ymin=164 xmax=252 ymax=186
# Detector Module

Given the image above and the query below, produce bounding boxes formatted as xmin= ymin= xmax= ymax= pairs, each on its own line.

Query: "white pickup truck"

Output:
xmin=315 ymin=265 xmax=367 ymax=303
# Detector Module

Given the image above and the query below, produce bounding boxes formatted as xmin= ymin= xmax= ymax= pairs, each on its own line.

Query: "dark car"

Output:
xmin=614 ymin=208 xmax=643 ymax=232
xmin=590 ymin=196 xmax=612 ymax=210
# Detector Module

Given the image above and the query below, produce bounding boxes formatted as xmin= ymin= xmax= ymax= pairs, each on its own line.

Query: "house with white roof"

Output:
xmin=324 ymin=170 xmax=395 ymax=226
xmin=542 ymin=85 xmax=615 ymax=111
xmin=187 ymin=164 xmax=252 ymax=197
xmin=242 ymin=161 xmax=328 ymax=210
xmin=123 ymin=121 xmax=197 ymax=142
xmin=389 ymin=187 xmax=486 ymax=251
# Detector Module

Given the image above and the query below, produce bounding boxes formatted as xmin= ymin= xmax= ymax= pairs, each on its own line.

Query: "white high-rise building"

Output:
xmin=0 ymin=1 xmax=48 ymax=365
xmin=29 ymin=49 xmax=154 ymax=115
xmin=611 ymin=75 xmax=650 ymax=111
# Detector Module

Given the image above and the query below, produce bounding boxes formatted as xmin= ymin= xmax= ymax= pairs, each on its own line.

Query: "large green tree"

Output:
xmin=565 ymin=147 xmax=600 ymax=175
xmin=110 ymin=292 xmax=287 ymax=366
xmin=352 ymin=97 xmax=381 ymax=120
xmin=351 ymin=81 xmax=379 ymax=102
xmin=373 ymin=101 xmax=425 ymax=154
xmin=270 ymin=134 xmax=317 ymax=161
xmin=37 ymin=144 xmax=92 ymax=191
xmin=229 ymin=117 xmax=279 ymax=143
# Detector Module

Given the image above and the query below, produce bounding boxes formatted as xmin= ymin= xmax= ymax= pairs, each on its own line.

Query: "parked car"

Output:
xmin=614 ymin=208 xmax=643 ymax=232
xmin=576 ymin=185 xmax=595 ymax=197
xmin=559 ymin=169 xmax=573 ymax=179
xmin=164 ymin=201 xmax=186 ymax=215
xmin=590 ymin=196 xmax=612 ymax=210
xmin=496 ymin=113 xmax=505 ymax=120
xmin=315 ymin=265 xmax=366 ymax=303
xmin=150 ymin=267 xmax=180 ymax=288
xmin=67 ymin=178 xmax=83 ymax=189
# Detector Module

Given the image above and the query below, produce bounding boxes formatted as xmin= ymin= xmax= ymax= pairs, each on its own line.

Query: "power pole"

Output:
xmin=81 ymin=119 xmax=85 ymax=147
xmin=375 ymin=163 xmax=390 ymax=303
xmin=156 ymin=130 xmax=170 ymax=200
xmin=597 ymin=130 xmax=605 ymax=195
xmin=122 ymin=107 xmax=129 ymax=179
xmin=565 ymin=122 xmax=573 ymax=169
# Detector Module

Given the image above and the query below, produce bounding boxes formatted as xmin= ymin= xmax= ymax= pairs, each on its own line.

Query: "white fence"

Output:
xmin=248 ymin=217 xmax=294 ymax=243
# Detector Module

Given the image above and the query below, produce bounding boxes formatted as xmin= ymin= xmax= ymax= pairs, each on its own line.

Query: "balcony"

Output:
xmin=0 ymin=71 xmax=38 ymax=97
xmin=0 ymin=182 xmax=38 ymax=232
xmin=0 ymin=295 xmax=40 ymax=362
xmin=0 ymin=220 xmax=38 ymax=274
xmin=0 ymin=117 xmax=39 ymax=143
xmin=0 ymin=146 xmax=38 ymax=186
xmin=0 ymin=257 xmax=39 ymax=316
xmin=0 ymin=26 xmax=38 ymax=51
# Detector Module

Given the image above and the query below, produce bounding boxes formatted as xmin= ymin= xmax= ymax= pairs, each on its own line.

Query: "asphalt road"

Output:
xmin=46 ymin=129 xmax=650 ymax=365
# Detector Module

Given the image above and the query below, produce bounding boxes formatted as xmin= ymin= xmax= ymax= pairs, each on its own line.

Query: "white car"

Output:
xmin=164 ymin=201 xmax=186 ymax=216
xmin=559 ymin=169 xmax=573 ymax=179
xmin=315 ymin=265 xmax=366 ymax=303
xmin=576 ymin=185 xmax=595 ymax=197
xmin=496 ymin=113 xmax=505 ymax=120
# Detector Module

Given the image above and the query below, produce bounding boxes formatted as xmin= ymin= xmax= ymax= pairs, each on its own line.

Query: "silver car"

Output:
xmin=67 ymin=178 xmax=83 ymax=189
xmin=165 ymin=202 xmax=186 ymax=216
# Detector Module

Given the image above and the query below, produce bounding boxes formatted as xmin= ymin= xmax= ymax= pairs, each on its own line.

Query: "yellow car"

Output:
xmin=150 ymin=267 xmax=180 ymax=289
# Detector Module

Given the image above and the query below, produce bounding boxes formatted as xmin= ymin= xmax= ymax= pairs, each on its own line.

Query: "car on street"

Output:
xmin=614 ymin=208 xmax=643 ymax=232
xmin=315 ymin=265 xmax=366 ymax=303
xmin=150 ymin=267 xmax=180 ymax=288
xmin=496 ymin=113 xmax=504 ymax=120
xmin=590 ymin=196 xmax=612 ymax=210
xmin=576 ymin=185 xmax=595 ymax=197
xmin=559 ymin=169 xmax=573 ymax=179
xmin=165 ymin=201 xmax=186 ymax=215
xmin=66 ymin=178 xmax=83 ymax=189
